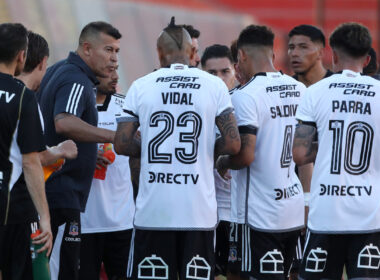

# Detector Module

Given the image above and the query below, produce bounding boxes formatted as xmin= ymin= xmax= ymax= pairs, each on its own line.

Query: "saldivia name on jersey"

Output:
xmin=266 ymin=84 xmax=300 ymax=119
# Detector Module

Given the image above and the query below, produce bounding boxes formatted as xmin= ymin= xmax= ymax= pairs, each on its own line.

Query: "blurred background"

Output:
xmin=1 ymin=0 xmax=378 ymax=91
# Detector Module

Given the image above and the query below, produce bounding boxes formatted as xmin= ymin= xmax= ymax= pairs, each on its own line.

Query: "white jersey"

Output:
xmin=296 ymin=70 xmax=380 ymax=233
xmin=122 ymin=64 xmax=232 ymax=230
xmin=81 ymin=94 xmax=135 ymax=233
xmin=231 ymin=72 xmax=305 ymax=231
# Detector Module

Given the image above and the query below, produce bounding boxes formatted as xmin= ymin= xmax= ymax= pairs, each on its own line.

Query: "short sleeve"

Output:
xmin=216 ymin=81 xmax=233 ymax=117
xmin=17 ymin=89 xmax=46 ymax=154
xmin=296 ymin=87 xmax=315 ymax=123
xmin=119 ymin=81 xmax=139 ymax=122
xmin=232 ymin=91 xmax=259 ymax=128
xmin=54 ymin=82 xmax=87 ymax=117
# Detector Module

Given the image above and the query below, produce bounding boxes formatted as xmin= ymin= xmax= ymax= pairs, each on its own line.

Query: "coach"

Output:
xmin=38 ymin=21 xmax=121 ymax=279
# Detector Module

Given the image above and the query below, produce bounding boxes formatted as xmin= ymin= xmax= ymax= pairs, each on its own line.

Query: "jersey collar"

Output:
xmin=97 ymin=93 xmax=112 ymax=112
xmin=67 ymin=52 xmax=99 ymax=85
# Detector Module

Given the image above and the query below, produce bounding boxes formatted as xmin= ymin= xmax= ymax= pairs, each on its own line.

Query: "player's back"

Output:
xmin=231 ymin=72 xmax=305 ymax=231
xmin=125 ymin=63 xmax=232 ymax=230
xmin=297 ymin=70 xmax=380 ymax=233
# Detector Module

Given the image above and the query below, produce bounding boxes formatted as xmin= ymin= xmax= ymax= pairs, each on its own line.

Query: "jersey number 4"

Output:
xmin=329 ymin=120 xmax=373 ymax=175
xmin=148 ymin=111 xmax=202 ymax=164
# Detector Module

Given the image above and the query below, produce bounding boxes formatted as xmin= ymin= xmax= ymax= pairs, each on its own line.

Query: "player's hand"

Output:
xmin=58 ymin=140 xmax=78 ymax=160
xmin=216 ymin=157 xmax=231 ymax=180
xmin=96 ymin=151 xmax=112 ymax=169
xmin=32 ymin=217 xmax=53 ymax=257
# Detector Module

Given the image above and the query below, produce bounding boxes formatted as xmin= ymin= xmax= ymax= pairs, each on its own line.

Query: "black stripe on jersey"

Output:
xmin=97 ymin=94 xmax=112 ymax=112
xmin=113 ymin=93 xmax=125 ymax=99
xmin=238 ymin=125 xmax=257 ymax=135
xmin=297 ymin=120 xmax=317 ymax=128
xmin=123 ymin=109 xmax=139 ymax=118
xmin=229 ymin=84 xmax=241 ymax=95
xmin=239 ymin=72 xmax=267 ymax=91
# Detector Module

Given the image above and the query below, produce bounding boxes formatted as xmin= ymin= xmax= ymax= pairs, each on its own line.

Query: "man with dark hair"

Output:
xmin=79 ymin=66 xmax=135 ymax=280
xmin=115 ymin=17 xmax=240 ymax=280
xmin=293 ymin=22 xmax=380 ymax=279
xmin=0 ymin=23 xmax=52 ymax=279
xmin=288 ymin=24 xmax=332 ymax=87
xmin=201 ymin=44 xmax=236 ymax=279
xmin=38 ymin=21 xmax=121 ymax=280
xmin=201 ymin=44 xmax=236 ymax=90
xmin=216 ymin=24 xmax=305 ymax=279
xmin=181 ymin=24 xmax=201 ymax=67
xmin=363 ymin=47 xmax=379 ymax=78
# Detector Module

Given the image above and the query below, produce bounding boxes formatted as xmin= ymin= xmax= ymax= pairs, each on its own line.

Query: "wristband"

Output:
xmin=304 ymin=192 xmax=310 ymax=206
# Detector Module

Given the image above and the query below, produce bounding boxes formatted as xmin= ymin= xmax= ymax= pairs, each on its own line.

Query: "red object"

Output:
xmin=30 ymin=229 xmax=41 ymax=239
xmin=94 ymin=144 xmax=116 ymax=180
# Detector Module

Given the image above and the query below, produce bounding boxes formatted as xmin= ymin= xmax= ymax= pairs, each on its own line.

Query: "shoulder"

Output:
xmin=281 ymin=74 xmax=306 ymax=90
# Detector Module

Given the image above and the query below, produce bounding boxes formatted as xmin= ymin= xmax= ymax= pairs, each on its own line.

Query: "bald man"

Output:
xmin=115 ymin=17 xmax=240 ymax=280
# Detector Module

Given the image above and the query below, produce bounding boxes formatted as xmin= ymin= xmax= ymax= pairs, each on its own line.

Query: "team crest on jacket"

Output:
xmin=69 ymin=222 xmax=79 ymax=236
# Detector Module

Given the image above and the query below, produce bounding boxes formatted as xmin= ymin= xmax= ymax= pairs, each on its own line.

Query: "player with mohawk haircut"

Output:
xmin=115 ymin=17 xmax=240 ymax=280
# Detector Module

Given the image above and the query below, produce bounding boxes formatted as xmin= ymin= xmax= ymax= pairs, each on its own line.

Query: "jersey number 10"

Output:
xmin=329 ymin=120 xmax=373 ymax=175
xmin=148 ymin=111 xmax=202 ymax=164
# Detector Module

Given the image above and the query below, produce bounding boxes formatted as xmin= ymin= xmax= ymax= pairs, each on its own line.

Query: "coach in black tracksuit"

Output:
xmin=38 ymin=21 xmax=121 ymax=279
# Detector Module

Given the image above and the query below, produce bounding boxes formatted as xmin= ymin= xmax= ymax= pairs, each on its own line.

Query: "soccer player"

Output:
xmin=115 ymin=17 xmax=240 ymax=280
xmin=17 ymin=31 xmax=78 ymax=168
xmin=216 ymin=25 xmax=306 ymax=279
xmin=182 ymin=24 xmax=201 ymax=67
xmin=0 ymin=23 xmax=52 ymax=279
xmin=363 ymin=47 xmax=380 ymax=79
xmin=38 ymin=21 xmax=121 ymax=279
xmin=79 ymin=66 xmax=135 ymax=279
xmin=288 ymin=25 xmax=333 ymax=87
xmin=293 ymin=22 xmax=380 ymax=280
xmin=201 ymin=44 xmax=236 ymax=279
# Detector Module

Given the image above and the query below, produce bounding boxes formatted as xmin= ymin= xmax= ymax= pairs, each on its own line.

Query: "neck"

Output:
xmin=161 ymin=54 xmax=189 ymax=67
xmin=248 ymin=58 xmax=277 ymax=79
xmin=334 ymin=61 xmax=363 ymax=73
xmin=17 ymin=73 xmax=38 ymax=91
xmin=297 ymin=62 xmax=327 ymax=87
xmin=96 ymin=93 xmax=107 ymax=104
xmin=0 ymin=62 xmax=16 ymax=76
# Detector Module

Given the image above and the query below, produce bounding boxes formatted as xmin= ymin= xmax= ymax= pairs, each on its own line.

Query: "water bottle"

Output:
xmin=94 ymin=143 xmax=116 ymax=180
xmin=30 ymin=223 xmax=51 ymax=280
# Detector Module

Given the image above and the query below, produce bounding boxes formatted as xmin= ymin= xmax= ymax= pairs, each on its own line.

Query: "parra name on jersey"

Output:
xmin=266 ymin=84 xmax=300 ymax=98
xmin=148 ymin=171 xmax=199 ymax=185
xmin=161 ymin=92 xmax=193 ymax=105
xmin=156 ymin=76 xmax=201 ymax=89
xmin=320 ymin=183 xmax=372 ymax=196
xmin=332 ymin=100 xmax=371 ymax=115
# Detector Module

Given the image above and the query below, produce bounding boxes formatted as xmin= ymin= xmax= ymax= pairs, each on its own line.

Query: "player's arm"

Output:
xmin=214 ymin=108 xmax=241 ymax=157
xmin=55 ymin=113 xmax=115 ymax=143
xmin=292 ymin=121 xmax=318 ymax=165
xmin=114 ymin=120 xmax=141 ymax=157
xmin=39 ymin=140 xmax=78 ymax=166
xmin=22 ymin=152 xmax=52 ymax=256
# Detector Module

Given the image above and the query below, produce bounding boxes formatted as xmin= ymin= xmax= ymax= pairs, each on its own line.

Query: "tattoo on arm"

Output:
xmin=115 ymin=121 xmax=141 ymax=157
xmin=54 ymin=113 xmax=71 ymax=122
xmin=215 ymin=111 xmax=240 ymax=157
xmin=293 ymin=124 xmax=318 ymax=163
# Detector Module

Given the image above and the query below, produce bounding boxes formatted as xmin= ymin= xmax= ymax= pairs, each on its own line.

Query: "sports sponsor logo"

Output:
xmin=357 ymin=243 xmax=380 ymax=269
xmin=186 ymin=255 xmax=211 ymax=280
xmin=138 ymin=254 xmax=168 ymax=279
xmin=305 ymin=247 xmax=327 ymax=272
xmin=228 ymin=247 xmax=238 ymax=262
xmin=260 ymin=249 xmax=284 ymax=274
xmin=275 ymin=183 xmax=301 ymax=200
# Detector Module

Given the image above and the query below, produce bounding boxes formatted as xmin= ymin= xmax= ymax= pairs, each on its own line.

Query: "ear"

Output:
xmin=272 ymin=52 xmax=275 ymax=64
xmin=17 ymin=49 xmax=27 ymax=65
xmin=82 ymin=41 xmax=92 ymax=56
xmin=362 ymin=54 xmax=371 ymax=69
xmin=157 ymin=47 xmax=165 ymax=67
xmin=38 ymin=56 xmax=48 ymax=71
xmin=317 ymin=46 xmax=324 ymax=60
xmin=238 ymin=49 xmax=245 ymax=62
xmin=189 ymin=46 xmax=196 ymax=63
xmin=332 ymin=49 xmax=338 ymax=65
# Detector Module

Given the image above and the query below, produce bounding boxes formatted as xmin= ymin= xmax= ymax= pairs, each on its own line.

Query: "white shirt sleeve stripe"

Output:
xmin=68 ymin=84 xmax=82 ymax=114
xmin=73 ymin=86 xmax=84 ymax=115
xmin=65 ymin=83 xmax=78 ymax=113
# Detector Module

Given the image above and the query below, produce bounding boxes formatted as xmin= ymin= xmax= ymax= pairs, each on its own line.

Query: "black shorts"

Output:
xmin=229 ymin=224 xmax=300 ymax=280
xmin=0 ymin=222 xmax=37 ymax=280
xmin=129 ymin=229 xmax=215 ymax=280
xmin=79 ymin=229 xmax=133 ymax=279
xmin=290 ymin=232 xmax=305 ymax=273
xmin=300 ymin=231 xmax=380 ymax=280
xmin=215 ymin=221 xmax=230 ymax=276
